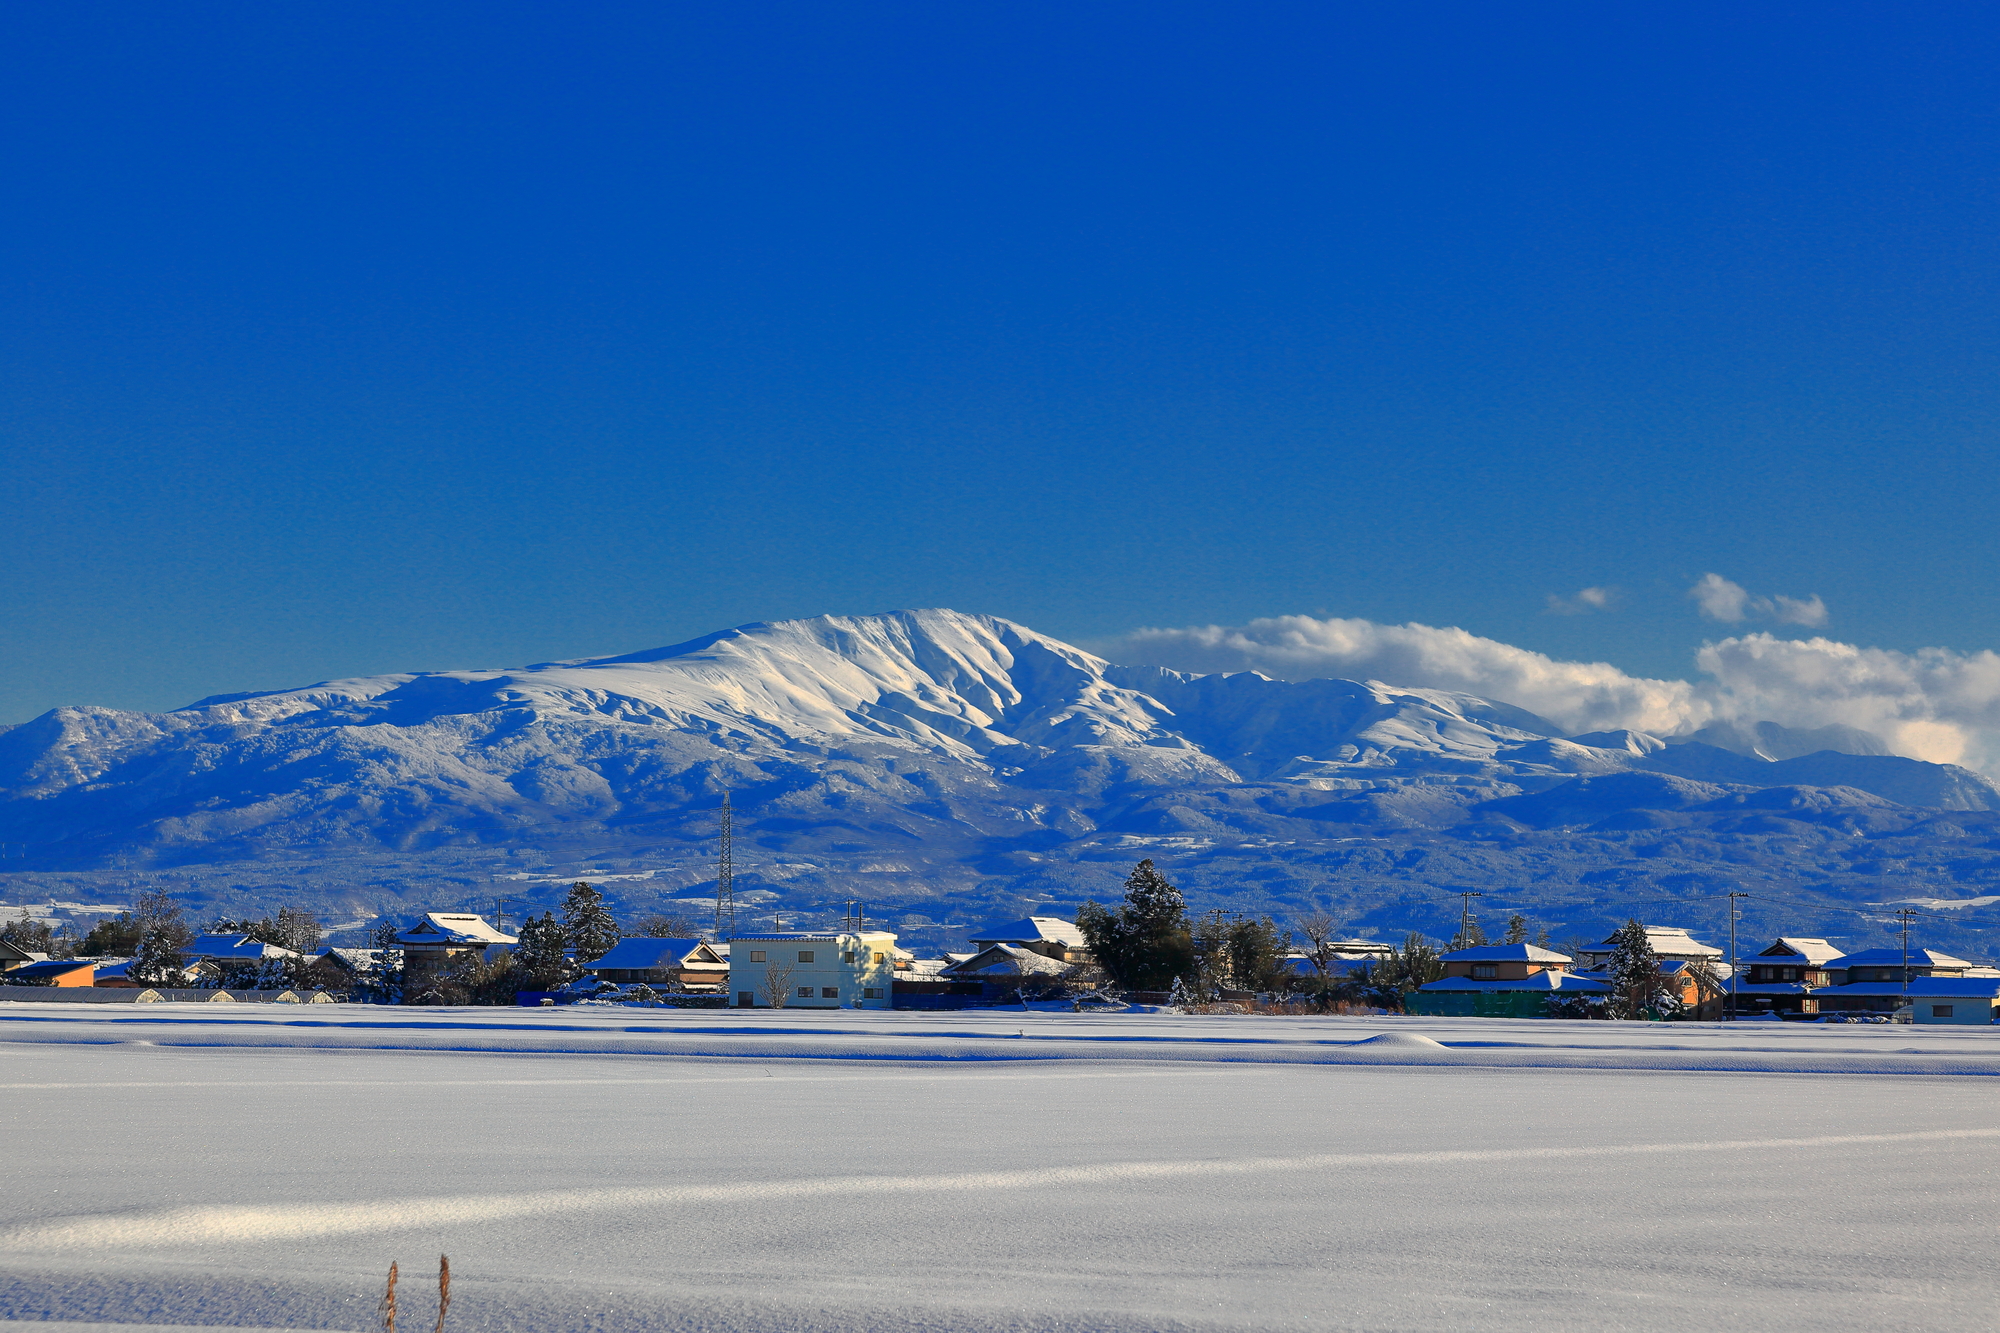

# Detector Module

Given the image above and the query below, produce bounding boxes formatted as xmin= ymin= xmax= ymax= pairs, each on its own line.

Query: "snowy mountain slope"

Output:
xmin=6 ymin=609 xmax=2000 ymax=957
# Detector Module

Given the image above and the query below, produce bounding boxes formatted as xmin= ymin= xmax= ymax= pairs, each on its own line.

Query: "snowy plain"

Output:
xmin=2 ymin=1005 xmax=1997 ymax=1332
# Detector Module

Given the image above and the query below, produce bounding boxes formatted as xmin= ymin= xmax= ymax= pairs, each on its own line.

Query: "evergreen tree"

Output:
xmin=1449 ymin=916 xmax=1488 ymax=950
xmin=131 ymin=926 xmax=188 ymax=985
xmin=1607 ymin=919 xmax=1669 ymax=1020
xmin=560 ymin=882 xmax=621 ymax=963
xmin=126 ymin=888 xmax=194 ymax=984
xmin=0 ymin=909 xmax=54 ymax=954
xmin=1075 ymin=860 xmax=1195 ymax=991
xmin=78 ymin=912 xmax=143 ymax=956
xmin=1225 ymin=914 xmax=1291 ymax=993
xmin=1504 ymin=914 xmax=1530 ymax=944
xmin=1355 ymin=933 xmax=1444 ymax=1011
xmin=512 ymin=912 xmax=579 ymax=991
xmin=346 ymin=919 xmax=405 ymax=1004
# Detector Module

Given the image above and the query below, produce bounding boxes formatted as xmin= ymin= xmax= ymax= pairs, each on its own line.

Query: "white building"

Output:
xmin=726 ymin=931 xmax=906 ymax=1009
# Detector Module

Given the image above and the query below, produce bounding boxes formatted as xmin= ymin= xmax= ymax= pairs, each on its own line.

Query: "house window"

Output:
xmin=822 ymin=987 xmax=838 ymax=998
xmin=862 ymin=987 xmax=882 ymax=999
xmin=749 ymin=950 xmax=766 ymax=963
xmin=797 ymin=986 xmax=813 ymax=998
xmin=872 ymin=952 xmax=885 ymax=963
xmin=842 ymin=952 xmax=855 ymax=963
xmin=1933 ymin=1005 xmax=1954 ymax=1018
xmin=797 ymin=951 xmax=814 ymax=963
xmin=1471 ymin=964 xmax=1496 ymax=979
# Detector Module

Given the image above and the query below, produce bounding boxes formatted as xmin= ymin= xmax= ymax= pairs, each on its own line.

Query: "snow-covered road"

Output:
xmin=2 ymin=1006 xmax=1996 ymax=1331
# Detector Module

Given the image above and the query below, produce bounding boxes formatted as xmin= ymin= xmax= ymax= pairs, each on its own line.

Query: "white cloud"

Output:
xmin=1102 ymin=615 xmax=2000 ymax=777
xmin=1688 ymin=574 xmax=1829 ymax=627
xmin=1108 ymin=615 xmax=1706 ymax=736
xmin=1544 ymin=586 xmax=1620 ymax=615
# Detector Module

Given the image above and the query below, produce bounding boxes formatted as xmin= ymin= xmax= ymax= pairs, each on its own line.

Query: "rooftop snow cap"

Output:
xmin=1438 ymin=943 xmax=1570 ymax=963
xmin=396 ymin=913 xmax=518 ymax=946
xmin=968 ymin=916 xmax=1086 ymax=947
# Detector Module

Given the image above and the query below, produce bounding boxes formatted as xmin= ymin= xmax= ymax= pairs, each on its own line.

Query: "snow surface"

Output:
xmin=3 ymin=1005 xmax=1999 ymax=1331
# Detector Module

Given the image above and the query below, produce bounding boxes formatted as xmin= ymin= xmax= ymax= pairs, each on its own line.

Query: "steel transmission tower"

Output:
xmin=714 ymin=791 xmax=736 ymax=941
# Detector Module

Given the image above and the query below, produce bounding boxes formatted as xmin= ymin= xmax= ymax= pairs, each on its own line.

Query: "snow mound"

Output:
xmin=1349 ymin=1032 xmax=1449 ymax=1048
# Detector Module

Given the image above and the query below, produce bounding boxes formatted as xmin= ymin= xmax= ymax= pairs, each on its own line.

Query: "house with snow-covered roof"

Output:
xmin=941 ymin=942 xmax=1075 ymax=985
xmin=726 ymin=931 xmax=906 ymax=1009
xmin=1438 ymin=943 xmax=1571 ymax=982
xmin=1728 ymin=938 xmax=1844 ymax=1017
xmin=0 ymin=938 xmax=37 ymax=971
xmin=396 ymin=913 xmax=517 ymax=992
xmin=587 ymin=937 xmax=728 ymax=990
xmin=966 ymin=917 xmax=1090 ymax=963
xmin=1572 ymin=925 xmax=1723 ymax=968
xmin=1407 ymin=943 xmax=1610 ymax=1017
xmin=187 ymin=933 xmax=303 ymax=962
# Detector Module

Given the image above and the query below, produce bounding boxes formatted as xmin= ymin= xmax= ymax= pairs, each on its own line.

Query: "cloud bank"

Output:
xmin=1688 ymin=573 xmax=1828 ymax=627
xmin=1104 ymin=615 xmax=2000 ymax=776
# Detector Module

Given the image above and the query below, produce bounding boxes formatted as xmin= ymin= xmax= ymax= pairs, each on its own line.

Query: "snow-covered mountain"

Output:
xmin=4 ymin=609 xmax=1999 ymax=952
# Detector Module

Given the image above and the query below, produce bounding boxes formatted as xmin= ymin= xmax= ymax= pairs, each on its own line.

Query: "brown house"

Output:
xmin=396 ymin=913 xmax=517 ymax=993
xmin=1439 ymin=943 xmax=1572 ymax=980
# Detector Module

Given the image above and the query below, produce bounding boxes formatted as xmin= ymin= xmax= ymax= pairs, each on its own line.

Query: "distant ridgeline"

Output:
xmin=1 ymin=609 xmax=1997 ymax=956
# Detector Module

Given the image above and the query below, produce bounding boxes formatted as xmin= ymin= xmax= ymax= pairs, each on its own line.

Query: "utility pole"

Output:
xmin=1724 ymin=891 xmax=1750 ymax=1021
xmin=714 ymin=791 xmax=736 ymax=942
xmin=1895 ymin=906 xmax=1919 ymax=1018
xmin=491 ymin=895 xmax=520 ymax=935
xmin=1454 ymin=891 xmax=1484 ymax=948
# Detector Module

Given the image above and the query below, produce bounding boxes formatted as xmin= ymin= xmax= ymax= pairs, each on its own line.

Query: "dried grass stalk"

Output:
xmin=435 ymin=1254 xmax=451 ymax=1333
xmin=380 ymin=1260 xmax=399 ymax=1333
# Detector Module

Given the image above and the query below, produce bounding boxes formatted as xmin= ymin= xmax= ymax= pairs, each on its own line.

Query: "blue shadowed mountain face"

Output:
xmin=3 ymin=609 xmax=1998 ymax=955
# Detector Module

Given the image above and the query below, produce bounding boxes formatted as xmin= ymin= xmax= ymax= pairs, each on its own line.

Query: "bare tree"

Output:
xmin=1293 ymin=912 xmax=1342 ymax=984
xmin=759 ymin=959 xmax=796 ymax=1008
xmin=633 ymin=913 xmax=699 ymax=938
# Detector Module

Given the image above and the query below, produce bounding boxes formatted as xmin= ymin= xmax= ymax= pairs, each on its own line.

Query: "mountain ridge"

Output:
xmin=3 ymin=608 xmax=1999 ymax=957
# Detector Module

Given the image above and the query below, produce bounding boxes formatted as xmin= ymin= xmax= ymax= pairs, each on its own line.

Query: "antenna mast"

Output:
xmin=714 ymin=791 xmax=736 ymax=941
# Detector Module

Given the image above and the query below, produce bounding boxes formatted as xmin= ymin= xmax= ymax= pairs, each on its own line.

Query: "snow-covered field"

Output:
xmin=2 ymin=1005 xmax=1997 ymax=1331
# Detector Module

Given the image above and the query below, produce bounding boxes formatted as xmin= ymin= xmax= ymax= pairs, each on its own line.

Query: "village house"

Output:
xmin=726 ymin=931 xmax=906 ymax=1009
xmin=586 ymin=937 xmax=729 ymax=990
xmin=1408 ymin=944 xmax=1610 ymax=1017
xmin=0 ymin=938 xmax=40 ymax=971
xmin=965 ymin=917 xmax=1091 ymax=963
xmin=1727 ymin=937 xmax=1845 ymax=1017
xmin=939 ymin=942 xmax=1074 ymax=992
xmin=1573 ymin=925 xmax=1725 ymax=969
xmin=396 ymin=913 xmax=517 ymax=993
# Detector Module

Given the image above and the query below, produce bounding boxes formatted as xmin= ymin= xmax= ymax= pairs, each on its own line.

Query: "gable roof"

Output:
xmin=1834 ymin=948 xmax=1973 ymax=969
xmin=1821 ymin=977 xmax=2000 ymax=998
xmin=0 ymin=938 xmax=36 ymax=964
xmin=1420 ymin=971 xmax=1609 ymax=992
xmin=188 ymin=933 xmax=303 ymax=961
xmin=1441 ymin=943 xmax=1571 ymax=964
xmin=940 ymin=943 xmax=1072 ymax=978
xmin=1754 ymin=938 xmax=1846 ymax=965
xmin=968 ymin=916 xmax=1086 ymax=948
xmin=3 ymin=959 xmax=95 ymax=982
xmin=1578 ymin=926 xmax=1724 ymax=960
xmin=589 ymin=937 xmax=723 ymax=971
xmin=395 ymin=913 xmax=517 ymax=947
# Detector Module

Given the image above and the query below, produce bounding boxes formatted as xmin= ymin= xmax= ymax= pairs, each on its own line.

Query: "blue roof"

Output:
xmin=1420 ymin=972 xmax=1608 ymax=993
xmin=4 ymin=959 xmax=94 ymax=981
xmin=1834 ymin=948 xmax=1973 ymax=969
xmin=590 ymin=937 xmax=706 ymax=970
xmin=1821 ymin=978 xmax=2000 ymax=998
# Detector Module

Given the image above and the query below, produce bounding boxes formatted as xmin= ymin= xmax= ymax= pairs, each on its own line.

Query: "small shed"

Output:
xmin=1 ymin=959 xmax=97 ymax=988
xmin=1408 ymin=969 xmax=1609 ymax=1018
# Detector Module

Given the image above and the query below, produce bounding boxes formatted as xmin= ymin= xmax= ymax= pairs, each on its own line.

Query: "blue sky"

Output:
xmin=6 ymin=2 xmax=2000 ymax=727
